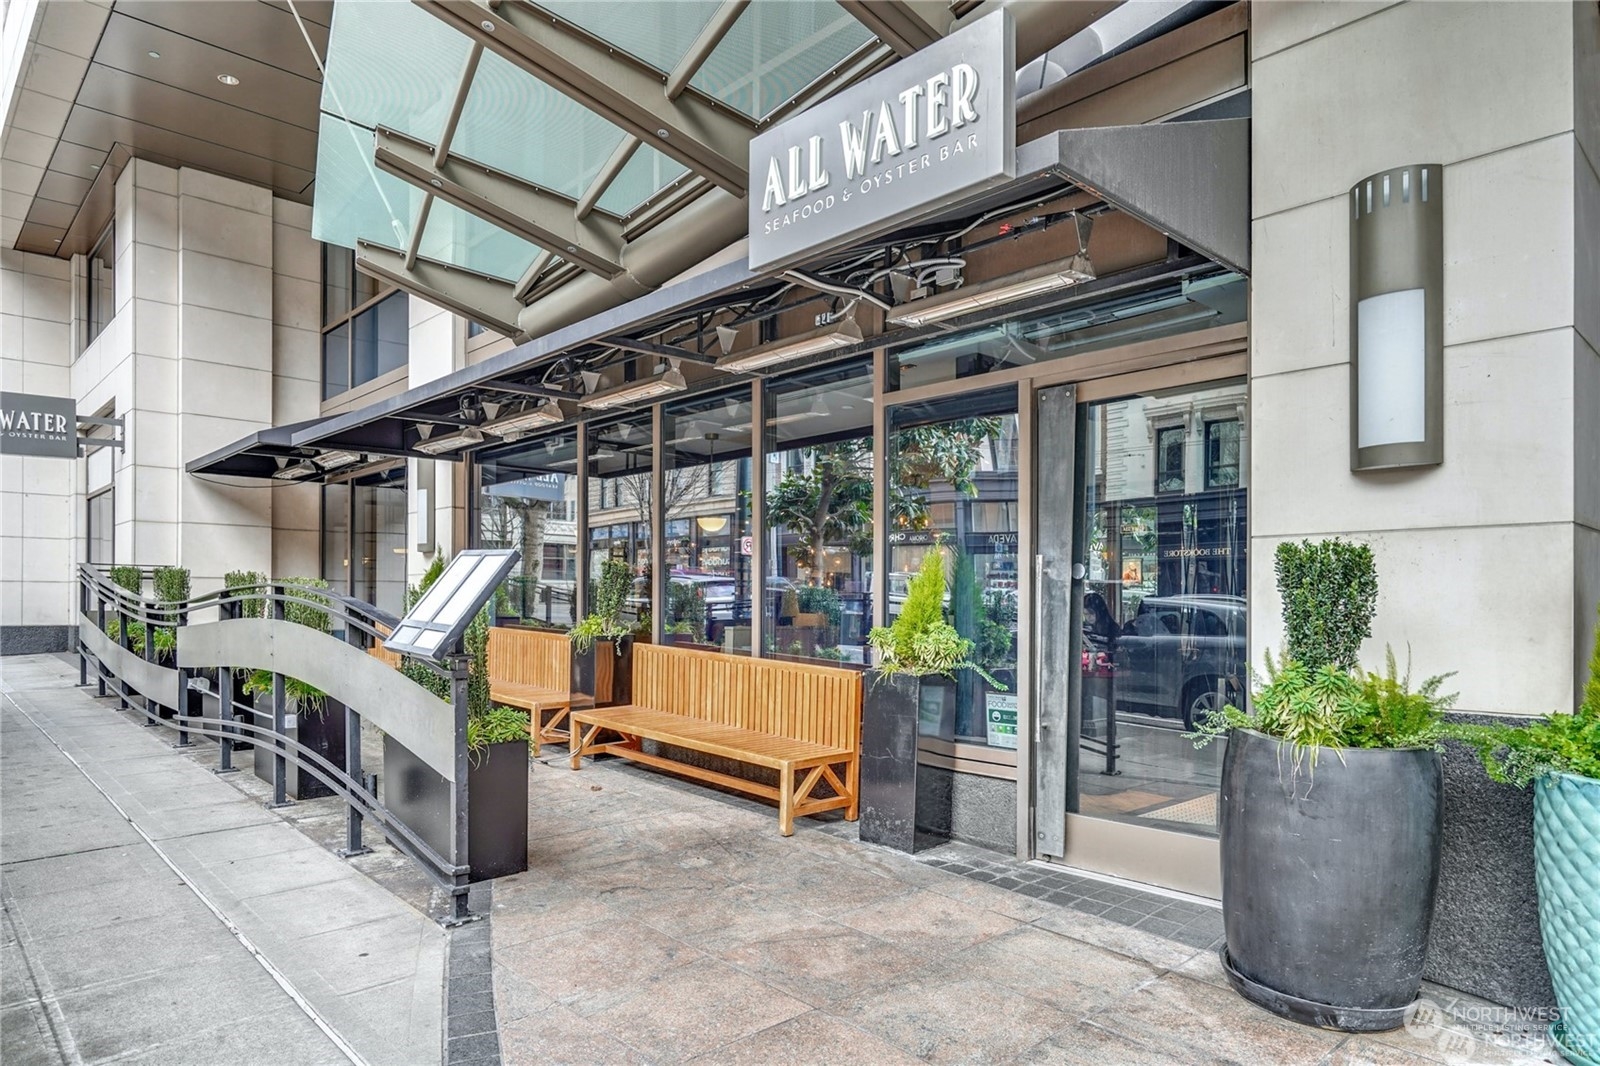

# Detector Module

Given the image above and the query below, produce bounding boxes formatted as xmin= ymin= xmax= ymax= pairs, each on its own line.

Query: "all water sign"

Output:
xmin=0 ymin=392 xmax=77 ymax=458
xmin=747 ymin=10 xmax=1015 ymax=273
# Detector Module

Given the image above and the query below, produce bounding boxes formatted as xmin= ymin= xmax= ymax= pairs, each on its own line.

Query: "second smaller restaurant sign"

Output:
xmin=747 ymin=10 xmax=1016 ymax=273
xmin=0 ymin=391 xmax=77 ymax=458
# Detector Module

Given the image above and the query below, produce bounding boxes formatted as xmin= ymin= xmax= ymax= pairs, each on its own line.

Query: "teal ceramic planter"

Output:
xmin=1535 ymin=772 xmax=1600 ymax=1066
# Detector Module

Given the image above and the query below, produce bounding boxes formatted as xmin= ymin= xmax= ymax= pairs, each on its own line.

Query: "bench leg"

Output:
xmin=779 ymin=764 xmax=795 ymax=837
xmin=529 ymin=709 xmax=542 ymax=759
xmin=845 ymin=755 xmax=860 ymax=822
xmin=570 ymin=722 xmax=600 ymax=770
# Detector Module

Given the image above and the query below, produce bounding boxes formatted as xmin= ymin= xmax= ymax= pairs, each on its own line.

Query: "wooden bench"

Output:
xmin=488 ymin=627 xmax=575 ymax=755
xmin=568 ymin=643 xmax=862 ymax=836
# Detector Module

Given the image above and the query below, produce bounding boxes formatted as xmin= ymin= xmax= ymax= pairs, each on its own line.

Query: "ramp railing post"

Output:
xmin=445 ymin=652 xmax=474 ymax=925
xmin=95 ymin=588 xmax=107 ymax=697
xmin=338 ymin=613 xmax=371 ymax=857
xmin=268 ymin=584 xmax=291 ymax=808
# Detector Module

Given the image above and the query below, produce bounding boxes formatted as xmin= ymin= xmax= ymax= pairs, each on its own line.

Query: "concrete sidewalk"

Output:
xmin=1 ymin=654 xmax=445 ymax=1066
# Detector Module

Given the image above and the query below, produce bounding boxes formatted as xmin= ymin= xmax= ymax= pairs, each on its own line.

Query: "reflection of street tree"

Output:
xmin=480 ymin=495 xmax=551 ymax=617
xmin=766 ymin=417 xmax=1003 ymax=578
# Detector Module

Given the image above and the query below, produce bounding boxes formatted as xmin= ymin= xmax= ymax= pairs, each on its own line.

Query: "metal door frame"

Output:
xmin=1021 ymin=352 xmax=1245 ymax=897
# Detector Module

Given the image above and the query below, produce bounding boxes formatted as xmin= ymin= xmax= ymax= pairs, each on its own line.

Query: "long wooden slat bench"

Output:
xmin=488 ymin=627 xmax=576 ymax=755
xmin=568 ymin=643 xmax=862 ymax=836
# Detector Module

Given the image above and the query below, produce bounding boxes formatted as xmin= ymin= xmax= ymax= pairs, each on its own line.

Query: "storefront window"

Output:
xmin=663 ymin=388 xmax=752 ymax=652
xmin=322 ymin=482 xmax=349 ymax=593
xmin=86 ymin=490 xmax=113 ymax=566
xmin=587 ymin=413 xmax=653 ymax=631
xmin=1075 ymin=380 xmax=1248 ymax=838
xmin=477 ymin=430 xmax=579 ymax=626
xmin=764 ymin=360 xmax=873 ymax=664
xmin=885 ymin=387 xmax=1020 ymax=745
xmin=889 ymin=272 xmax=1245 ymax=391
xmin=353 ymin=472 xmax=407 ymax=617
xmin=85 ymin=224 xmax=115 ymax=348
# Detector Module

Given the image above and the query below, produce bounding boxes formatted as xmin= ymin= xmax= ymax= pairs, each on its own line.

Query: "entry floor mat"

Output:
xmin=1138 ymin=791 xmax=1218 ymax=826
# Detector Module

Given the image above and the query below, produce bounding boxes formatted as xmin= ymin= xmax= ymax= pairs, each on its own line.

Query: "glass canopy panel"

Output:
xmin=535 ymin=1 xmax=726 ymax=74
xmin=418 ymin=199 xmax=543 ymax=282
xmin=693 ymin=0 xmax=877 ymax=118
xmin=311 ymin=113 xmax=419 ymax=251
xmin=596 ymin=144 xmax=690 ymax=216
xmin=320 ymin=0 xmax=470 ymax=148
xmin=451 ymin=49 xmax=627 ymax=202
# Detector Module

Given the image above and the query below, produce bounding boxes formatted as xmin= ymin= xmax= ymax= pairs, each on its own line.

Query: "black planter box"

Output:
xmin=571 ymin=636 xmax=634 ymax=709
xmin=858 ymin=671 xmax=954 ymax=853
xmin=199 ymin=677 xmax=256 ymax=751
xmin=381 ymin=733 xmax=529 ymax=882
xmin=252 ymin=698 xmax=349 ymax=800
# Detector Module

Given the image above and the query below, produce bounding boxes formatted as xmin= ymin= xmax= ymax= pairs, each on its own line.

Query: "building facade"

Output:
xmin=2 ymin=0 xmax=1595 ymax=1012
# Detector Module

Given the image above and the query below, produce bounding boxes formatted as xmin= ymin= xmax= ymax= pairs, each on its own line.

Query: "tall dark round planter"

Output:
xmin=1219 ymin=729 xmax=1443 ymax=1032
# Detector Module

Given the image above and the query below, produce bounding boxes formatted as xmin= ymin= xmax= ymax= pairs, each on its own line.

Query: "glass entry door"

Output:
xmin=1033 ymin=376 xmax=1248 ymax=896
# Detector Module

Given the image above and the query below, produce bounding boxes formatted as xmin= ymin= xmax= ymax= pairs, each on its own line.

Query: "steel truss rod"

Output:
xmin=375 ymin=127 xmax=626 ymax=279
xmin=416 ymin=0 xmax=757 ymax=197
xmin=665 ymin=0 xmax=749 ymax=99
xmin=357 ymin=240 xmax=523 ymax=336
xmin=602 ymin=336 xmax=718 ymax=365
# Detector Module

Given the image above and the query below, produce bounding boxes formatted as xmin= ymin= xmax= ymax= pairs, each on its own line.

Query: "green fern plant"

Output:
xmin=1192 ymin=646 xmax=1456 ymax=770
xmin=1454 ymin=605 xmax=1600 ymax=788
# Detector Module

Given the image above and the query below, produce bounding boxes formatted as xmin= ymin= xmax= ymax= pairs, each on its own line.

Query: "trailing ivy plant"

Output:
xmin=1453 ymin=606 xmax=1600 ymax=788
xmin=1276 ymin=539 xmax=1378 ymax=671
xmin=868 ymin=552 xmax=1004 ymax=689
xmin=572 ymin=559 xmax=634 ymax=652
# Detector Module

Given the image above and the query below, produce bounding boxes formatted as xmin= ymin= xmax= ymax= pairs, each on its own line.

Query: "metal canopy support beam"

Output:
xmin=374 ymin=128 xmax=624 ymax=279
xmin=479 ymin=378 xmax=570 ymax=399
xmin=602 ymin=336 xmax=717 ymax=365
xmin=665 ymin=0 xmax=750 ymax=99
xmin=1050 ymin=118 xmax=1251 ymax=275
xmin=575 ymin=137 xmax=641 ymax=222
xmin=416 ymin=0 xmax=757 ymax=197
xmin=357 ymin=240 xmax=524 ymax=337
xmin=837 ymin=0 xmax=950 ymax=56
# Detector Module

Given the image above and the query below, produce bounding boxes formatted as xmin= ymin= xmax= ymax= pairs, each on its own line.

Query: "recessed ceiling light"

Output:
xmin=217 ymin=73 xmax=240 ymax=86
xmin=656 ymin=128 xmax=669 ymax=138
xmin=480 ymin=19 xmax=494 ymax=31
xmin=147 ymin=50 xmax=161 ymax=59
xmin=89 ymin=164 xmax=100 ymax=171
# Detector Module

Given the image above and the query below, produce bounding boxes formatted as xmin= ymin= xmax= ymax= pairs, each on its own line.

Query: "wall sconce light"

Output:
xmin=1350 ymin=164 xmax=1443 ymax=471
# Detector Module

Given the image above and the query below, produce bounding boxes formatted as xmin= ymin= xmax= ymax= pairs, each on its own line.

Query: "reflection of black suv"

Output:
xmin=1112 ymin=595 xmax=1246 ymax=728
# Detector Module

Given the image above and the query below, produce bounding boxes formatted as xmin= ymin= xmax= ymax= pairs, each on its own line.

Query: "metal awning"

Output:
xmin=195 ymin=117 xmax=1248 ymax=480
xmin=184 ymin=418 xmax=333 ymax=478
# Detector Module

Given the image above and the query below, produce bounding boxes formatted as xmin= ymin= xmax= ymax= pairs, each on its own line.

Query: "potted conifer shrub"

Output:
xmin=571 ymin=558 xmax=636 ymax=708
xmin=1455 ymin=606 xmax=1600 ymax=1066
xmin=1191 ymin=539 xmax=1456 ymax=1032
xmin=859 ymin=552 xmax=1001 ymax=853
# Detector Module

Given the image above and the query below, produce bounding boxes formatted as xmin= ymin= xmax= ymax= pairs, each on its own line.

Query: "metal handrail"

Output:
xmin=75 ymin=563 xmax=480 ymax=923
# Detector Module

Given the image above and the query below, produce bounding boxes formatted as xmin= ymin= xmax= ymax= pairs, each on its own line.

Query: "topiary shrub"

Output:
xmin=109 ymin=565 xmax=143 ymax=598
xmin=282 ymin=577 xmax=332 ymax=634
xmin=224 ymin=570 xmax=265 ymax=619
xmin=152 ymin=565 xmax=190 ymax=625
xmin=1275 ymin=539 xmax=1378 ymax=671
xmin=573 ymin=559 xmax=634 ymax=652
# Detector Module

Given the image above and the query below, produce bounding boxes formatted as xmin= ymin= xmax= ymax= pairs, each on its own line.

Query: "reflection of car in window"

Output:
xmin=1112 ymin=594 xmax=1246 ymax=728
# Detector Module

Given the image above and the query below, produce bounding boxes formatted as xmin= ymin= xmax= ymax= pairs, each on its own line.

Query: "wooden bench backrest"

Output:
xmin=632 ymin=643 xmax=862 ymax=750
xmin=489 ymin=627 xmax=570 ymax=691
xmin=369 ymin=623 xmax=403 ymax=670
